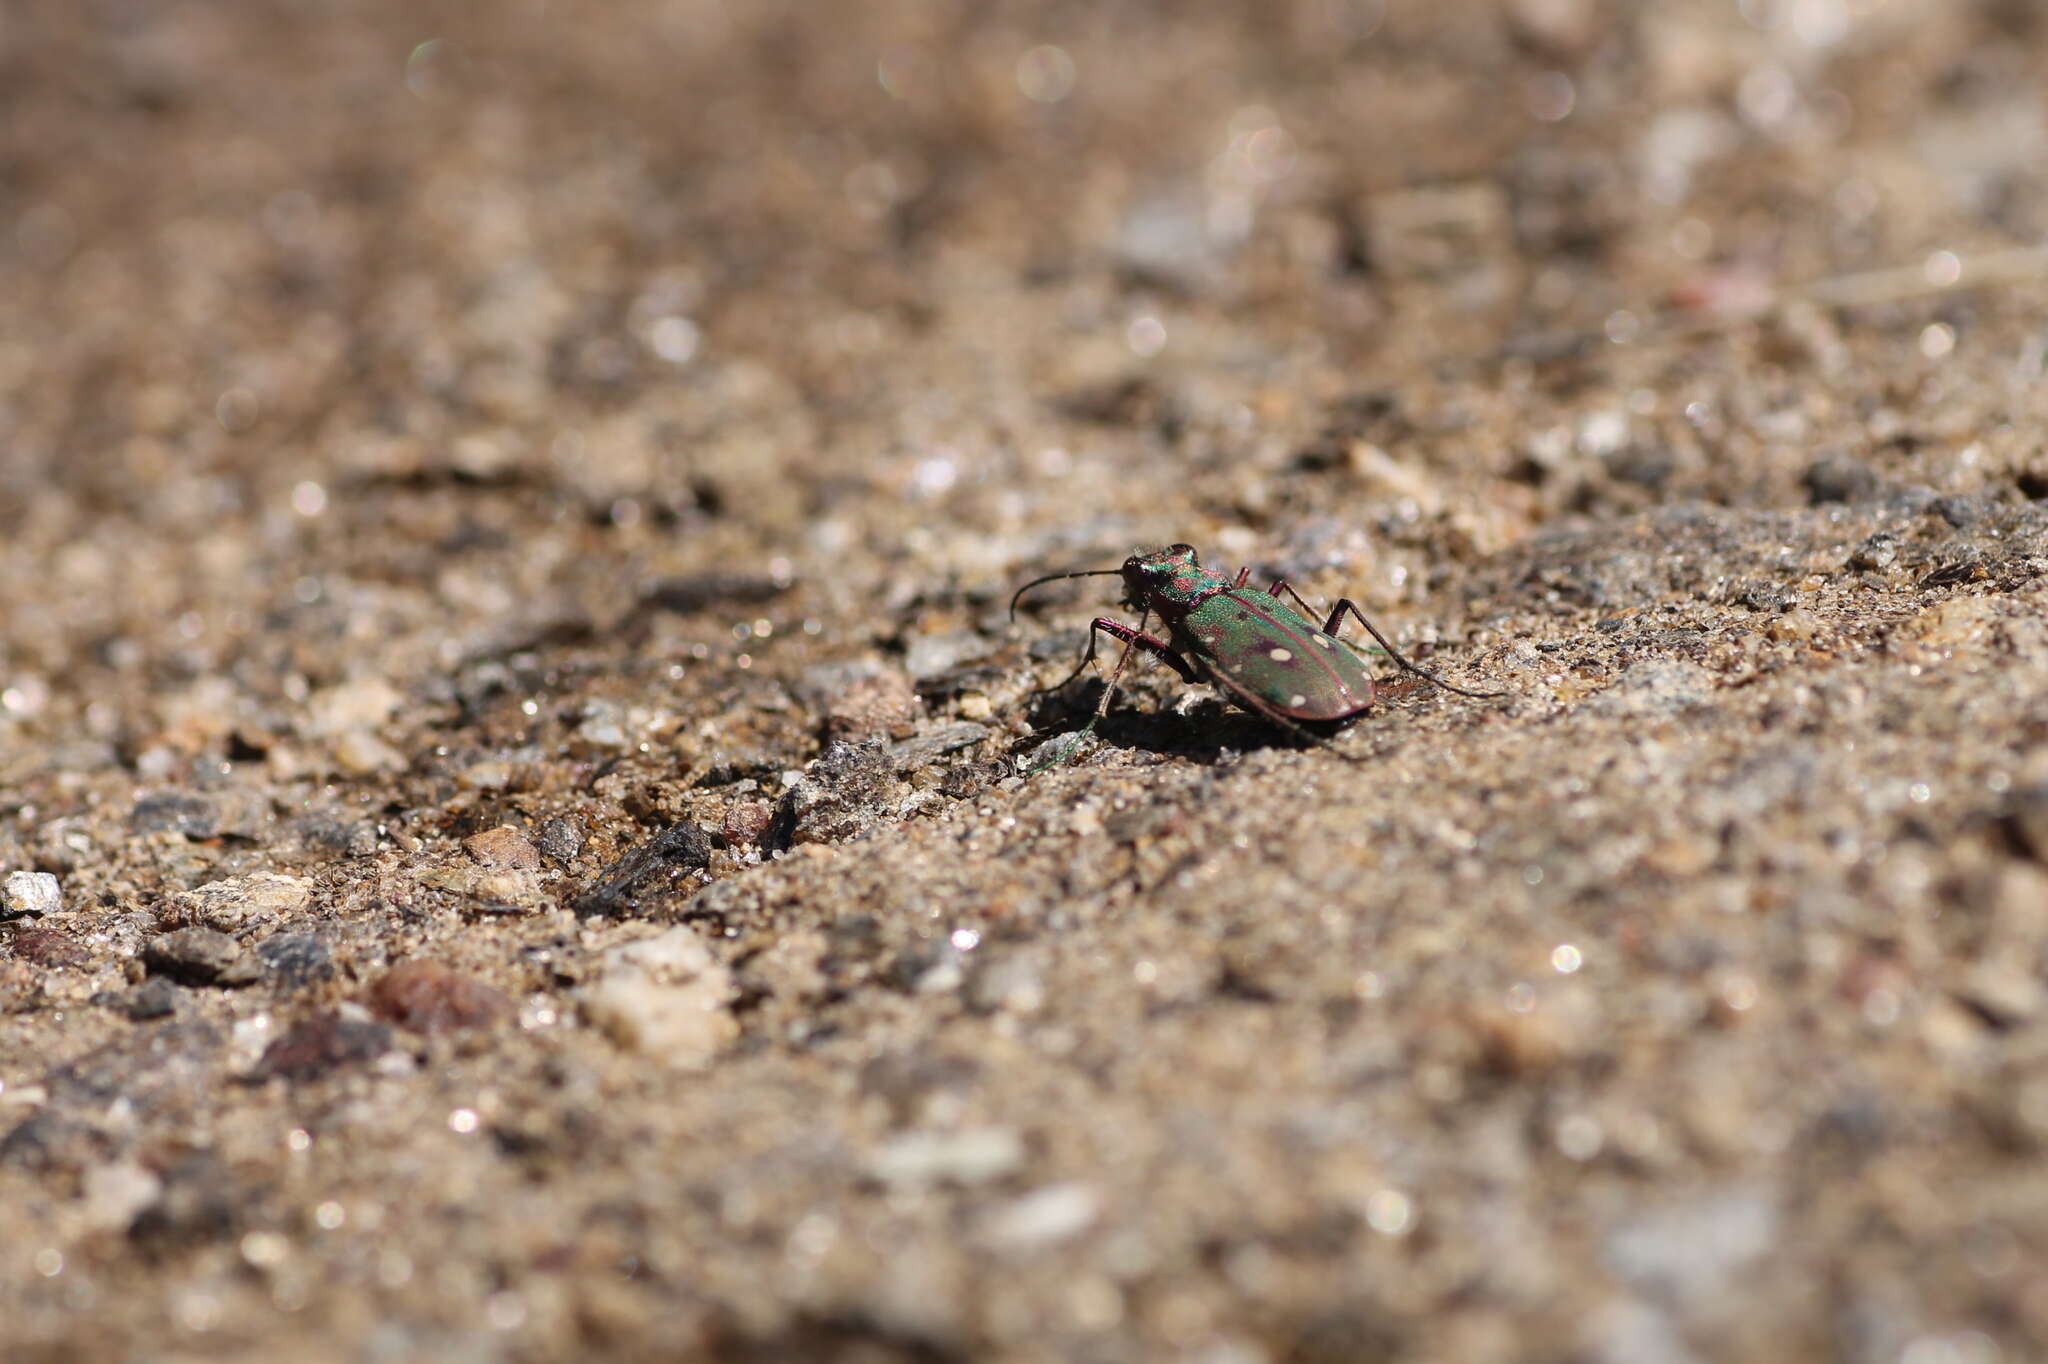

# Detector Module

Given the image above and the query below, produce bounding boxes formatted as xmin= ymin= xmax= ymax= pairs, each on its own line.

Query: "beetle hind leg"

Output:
xmin=1268 ymin=580 xmax=1506 ymax=701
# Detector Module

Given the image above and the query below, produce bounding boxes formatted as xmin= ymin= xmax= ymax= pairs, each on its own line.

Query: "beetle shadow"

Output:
xmin=1023 ymin=684 xmax=1344 ymax=764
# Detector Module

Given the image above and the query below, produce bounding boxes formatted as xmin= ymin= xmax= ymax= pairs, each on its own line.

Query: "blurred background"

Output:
xmin=4 ymin=1 xmax=2044 ymax=678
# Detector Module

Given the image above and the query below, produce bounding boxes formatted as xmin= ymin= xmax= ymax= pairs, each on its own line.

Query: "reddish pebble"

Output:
xmin=6 ymin=925 xmax=94 ymax=969
xmin=463 ymin=825 xmax=542 ymax=871
xmin=256 ymin=1012 xmax=394 ymax=1082
xmin=722 ymin=800 xmax=776 ymax=847
xmin=366 ymin=960 xmax=514 ymax=1033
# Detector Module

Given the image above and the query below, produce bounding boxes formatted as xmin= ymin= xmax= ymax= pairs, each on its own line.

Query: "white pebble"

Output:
xmin=866 ymin=1127 xmax=1025 ymax=1187
xmin=2 ymin=870 xmax=61 ymax=917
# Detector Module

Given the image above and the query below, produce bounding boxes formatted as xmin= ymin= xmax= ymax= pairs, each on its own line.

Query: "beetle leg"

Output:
xmin=1087 ymin=608 xmax=1204 ymax=727
xmin=1037 ymin=615 xmax=1197 ymax=696
xmin=1315 ymin=596 xmax=1507 ymax=700
xmin=1269 ymin=580 xmax=1503 ymax=700
xmin=1233 ymin=565 xmax=1251 ymax=588
xmin=1086 ymin=615 xmax=1197 ymax=686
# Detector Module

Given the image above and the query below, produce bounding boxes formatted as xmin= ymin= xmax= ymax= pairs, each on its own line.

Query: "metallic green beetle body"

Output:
xmin=1121 ymin=545 xmax=1374 ymax=722
xmin=1011 ymin=543 xmax=1500 ymax=764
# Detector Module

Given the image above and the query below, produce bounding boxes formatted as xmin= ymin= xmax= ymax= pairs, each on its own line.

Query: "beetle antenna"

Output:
xmin=1008 ymin=568 xmax=1123 ymax=620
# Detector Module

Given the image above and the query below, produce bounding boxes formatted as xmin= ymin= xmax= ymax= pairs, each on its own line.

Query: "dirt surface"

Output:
xmin=6 ymin=2 xmax=2048 ymax=1360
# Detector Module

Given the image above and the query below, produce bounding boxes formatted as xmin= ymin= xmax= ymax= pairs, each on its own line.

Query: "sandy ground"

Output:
xmin=5 ymin=1 xmax=2048 ymax=1360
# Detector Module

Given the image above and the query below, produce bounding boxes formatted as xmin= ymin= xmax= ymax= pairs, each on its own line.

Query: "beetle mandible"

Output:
xmin=1009 ymin=543 xmax=1503 ymax=765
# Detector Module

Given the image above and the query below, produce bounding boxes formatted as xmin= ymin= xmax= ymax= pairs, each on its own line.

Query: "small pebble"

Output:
xmin=578 ymin=927 xmax=737 ymax=1068
xmin=536 ymin=816 xmax=584 ymax=864
xmin=333 ymin=730 xmax=408 ymax=775
xmin=255 ymin=933 xmax=334 ymax=987
xmin=966 ymin=953 xmax=1048 ymax=1016
xmin=292 ymin=815 xmax=379 ymax=857
xmin=100 ymin=977 xmax=183 ymax=1020
xmin=721 ymin=800 xmax=775 ymax=848
xmin=7 ymin=923 xmax=93 ymax=969
xmin=979 ymin=1183 xmax=1100 ymax=1251
xmin=163 ymin=873 xmax=312 ymax=932
xmin=464 ymin=825 xmax=542 ymax=871
xmin=366 ymin=960 xmax=514 ymax=1033
xmin=1958 ymin=961 xmax=2041 ymax=1027
xmin=128 ymin=782 xmax=268 ymax=835
xmin=1802 ymin=450 xmax=1879 ymax=504
xmin=458 ymin=761 xmax=514 ymax=791
xmin=773 ymin=741 xmax=900 ymax=847
xmin=81 ymin=1161 xmax=164 ymax=1232
xmin=1588 ymin=659 xmax=1715 ymax=717
xmin=2004 ymin=785 xmax=2048 ymax=864
xmin=254 ymin=1012 xmax=396 ymax=1082
xmin=904 ymin=633 xmax=986 ymax=682
xmin=821 ymin=670 xmax=921 ymax=742
xmin=2 ymin=870 xmax=61 ymax=918
xmin=143 ymin=928 xmax=262 ymax=988
xmin=128 ymin=792 xmax=222 ymax=839
xmin=866 ymin=1127 xmax=1025 ymax=1188
xmin=302 ymin=676 xmax=402 ymax=737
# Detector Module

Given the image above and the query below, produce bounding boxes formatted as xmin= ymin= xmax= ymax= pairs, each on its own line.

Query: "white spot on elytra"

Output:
xmin=1313 ymin=634 xmax=1334 ymax=649
xmin=1289 ymin=694 xmax=1308 ymax=707
xmin=1269 ymin=647 xmax=1293 ymax=662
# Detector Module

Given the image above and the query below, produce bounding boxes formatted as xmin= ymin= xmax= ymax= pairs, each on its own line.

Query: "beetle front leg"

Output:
xmin=1022 ymin=612 xmax=1198 ymax=773
xmin=1039 ymin=616 xmax=1196 ymax=695
xmin=1085 ymin=611 xmax=1198 ymax=724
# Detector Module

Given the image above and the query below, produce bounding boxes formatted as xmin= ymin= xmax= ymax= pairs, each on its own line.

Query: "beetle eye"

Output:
xmin=1168 ymin=543 xmax=1197 ymax=563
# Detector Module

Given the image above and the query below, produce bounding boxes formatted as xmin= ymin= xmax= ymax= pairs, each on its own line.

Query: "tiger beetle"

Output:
xmin=1009 ymin=543 xmax=1504 ymax=769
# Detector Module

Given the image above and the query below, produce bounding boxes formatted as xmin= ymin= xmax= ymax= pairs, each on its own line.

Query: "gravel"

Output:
xmin=5 ymin=2 xmax=2048 ymax=1360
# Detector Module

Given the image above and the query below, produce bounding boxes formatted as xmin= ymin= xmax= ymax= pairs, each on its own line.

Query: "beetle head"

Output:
xmin=1120 ymin=543 xmax=1202 ymax=606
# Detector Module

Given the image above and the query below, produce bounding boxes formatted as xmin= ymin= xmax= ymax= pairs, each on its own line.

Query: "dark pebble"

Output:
xmin=294 ymin=815 xmax=380 ymax=857
xmin=254 ymin=1012 xmax=396 ymax=1082
xmin=640 ymin=572 xmax=788 ymax=615
xmin=1932 ymin=494 xmax=1988 ymax=528
xmin=1802 ymin=450 xmax=1880 ymax=504
xmin=571 ymin=820 xmax=715 ymax=916
xmin=95 ymin=977 xmax=184 ymax=1020
xmin=0 ymin=1110 xmax=116 ymax=1173
xmin=128 ymin=791 xmax=221 ymax=839
xmin=537 ymin=816 xmax=585 ymax=864
xmin=366 ymin=960 xmax=514 ymax=1033
xmin=143 ymin=928 xmax=261 ymax=987
xmin=128 ymin=1155 xmax=243 ymax=1254
xmin=256 ymin=932 xmax=334 ymax=986
xmin=2004 ymin=785 xmax=2048 ymax=864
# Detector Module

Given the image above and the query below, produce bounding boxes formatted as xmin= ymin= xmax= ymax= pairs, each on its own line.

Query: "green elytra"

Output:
xmin=1009 ymin=543 xmax=1502 ymax=766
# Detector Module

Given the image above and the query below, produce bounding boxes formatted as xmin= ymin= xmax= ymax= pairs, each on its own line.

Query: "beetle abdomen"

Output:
xmin=1180 ymin=589 xmax=1375 ymax=721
